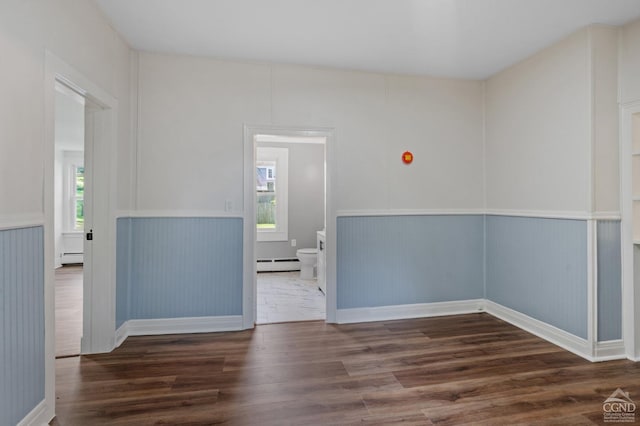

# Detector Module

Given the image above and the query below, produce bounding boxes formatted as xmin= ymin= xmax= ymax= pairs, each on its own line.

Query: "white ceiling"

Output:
xmin=95 ymin=0 xmax=640 ymax=79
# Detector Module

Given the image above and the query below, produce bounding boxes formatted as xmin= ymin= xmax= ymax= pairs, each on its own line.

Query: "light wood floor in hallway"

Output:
xmin=55 ymin=265 xmax=83 ymax=358
xmin=52 ymin=313 xmax=640 ymax=425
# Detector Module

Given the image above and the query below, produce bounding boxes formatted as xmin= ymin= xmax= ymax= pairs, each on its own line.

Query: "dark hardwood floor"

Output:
xmin=52 ymin=314 xmax=640 ymax=425
xmin=55 ymin=265 xmax=83 ymax=358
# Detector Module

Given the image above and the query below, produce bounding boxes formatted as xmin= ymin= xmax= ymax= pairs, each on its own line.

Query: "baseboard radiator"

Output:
xmin=61 ymin=253 xmax=83 ymax=265
xmin=257 ymin=258 xmax=300 ymax=272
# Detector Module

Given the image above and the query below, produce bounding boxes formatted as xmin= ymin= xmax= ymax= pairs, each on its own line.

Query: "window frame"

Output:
xmin=256 ymin=147 xmax=288 ymax=242
xmin=63 ymin=152 xmax=84 ymax=232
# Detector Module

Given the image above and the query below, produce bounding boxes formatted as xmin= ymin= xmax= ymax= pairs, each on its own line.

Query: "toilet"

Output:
xmin=296 ymin=248 xmax=317 ymax=279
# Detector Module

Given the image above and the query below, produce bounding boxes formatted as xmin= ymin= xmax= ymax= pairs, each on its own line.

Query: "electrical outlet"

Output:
xmin=291 ymin=239 xmax=296 ymax=247
xmin=225 ymin=200 xmax=233 ymax=212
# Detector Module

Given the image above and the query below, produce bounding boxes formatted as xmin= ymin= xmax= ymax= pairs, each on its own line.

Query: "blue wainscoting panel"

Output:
xmin=486 ymin=216 xmax=588 ymax=339
xmin=128 ymin=218 xmax=243 ymax=319
xmin=337 ymin=215 xmax=484 ymax=309
xmin=597 ymin=220 xmax=622 ymax=341
xmin=116 ymin=218 xmax=132 ymax=329
xmin=0 ymin=227 xmax=45 ymax=426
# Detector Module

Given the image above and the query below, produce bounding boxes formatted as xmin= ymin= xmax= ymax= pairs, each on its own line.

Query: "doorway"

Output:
xmin=53 ymin=82 xmax=86 ymax=357
xmin=44 ymin=52 xmax=119 ymax=419
xmin=621 ymin=104 xmax=640 ymax=360
xmin=243 ymin=126 xmax=336 ymax=328
xmin=254 ymin=137 xmax=326 ymax=323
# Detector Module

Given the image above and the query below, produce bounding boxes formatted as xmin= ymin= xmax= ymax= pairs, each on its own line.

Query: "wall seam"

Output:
xmin=482 ymin=81 xmax=488 ymax=300
xmin=483 ymin=214 xmax=487 ymax=300
xmin=127 ymin=218 xmax=133 ymax=323
xmin=588 ymin=26 xmax=596 ymax=214
xmin=134 ymin=52 xmax=141 ymax=211
xmin=269 ymin=66 xmax=274 ymax=125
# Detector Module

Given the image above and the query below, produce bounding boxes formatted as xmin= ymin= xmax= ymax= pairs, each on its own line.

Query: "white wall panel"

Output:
xmin=386 ymin=76 xmax=484 ymax=209
xmin=270 ymin=65 xmax=390 ymax=211
xmin=137 ymin=53 xmax=272 ymax=212
xmin=591 ymin=26 xmax=620 ymax=213
xmin=0 ymin=0 xmax=133 ymax=215
xmin=620 ymin=19 xmax=640 ymax=104
xmin=485 ymin=29 xmax=591 ymax=213
xmin=137 ymin=55 xmax=485 ymax=213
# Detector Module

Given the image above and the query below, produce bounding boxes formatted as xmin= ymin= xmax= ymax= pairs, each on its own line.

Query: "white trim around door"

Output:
xmin=620 ymin=101 xmax=640 ymax=361
xmin=44 ymin=51 xmax=119 ymax=423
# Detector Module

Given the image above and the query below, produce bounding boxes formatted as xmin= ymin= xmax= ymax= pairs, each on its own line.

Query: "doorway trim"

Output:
xmin=243 ymin=125 xmax=337 ymax=328
xmin=44 ymin=52 xmax=119 ymax=420
xmin=620 ymin=100 xmax=640 ymax=361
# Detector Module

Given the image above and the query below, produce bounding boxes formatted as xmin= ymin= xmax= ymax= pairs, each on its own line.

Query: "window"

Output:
xmin=71 ymin=165 xmax=84 ymax=230
xmin=256 ymin=147 xmax=288 ymax=241
xmin=257 ymin=161 xmax=276 ymax=229
xmin=62 ymin=151 xmax=85 ymax=232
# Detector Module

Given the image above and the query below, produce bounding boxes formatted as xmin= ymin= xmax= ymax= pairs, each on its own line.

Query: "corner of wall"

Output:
xmin=129 ymin=50 xmax=140 ymax=212
xmin=481 ymin=80 xmax=487 ymax=211
xmin=481 ymin=80 xmax=488 ymax=300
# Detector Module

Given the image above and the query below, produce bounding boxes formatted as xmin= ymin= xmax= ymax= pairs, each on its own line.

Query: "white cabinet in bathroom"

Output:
xmin=317 ymin=231 xmax=326 ymax=294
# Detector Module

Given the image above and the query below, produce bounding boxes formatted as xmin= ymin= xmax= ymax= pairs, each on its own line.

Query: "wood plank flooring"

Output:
xmin=52 ymin=314 xmax=640 ymax=425
xmin=55 ymin=265 xmax=83 ymax=357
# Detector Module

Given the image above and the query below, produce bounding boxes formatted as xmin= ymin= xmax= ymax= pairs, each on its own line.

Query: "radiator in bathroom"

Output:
xmin=257 ymin=258 xmax=301 ymax=272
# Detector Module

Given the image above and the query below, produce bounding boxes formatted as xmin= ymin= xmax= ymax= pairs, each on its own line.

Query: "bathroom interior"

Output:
xmin=255 ymin=136 xmax=326 ymax=324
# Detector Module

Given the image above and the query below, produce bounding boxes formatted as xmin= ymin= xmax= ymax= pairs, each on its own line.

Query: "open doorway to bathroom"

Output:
xmin=254 ymin=134 xmax=326 ymax=324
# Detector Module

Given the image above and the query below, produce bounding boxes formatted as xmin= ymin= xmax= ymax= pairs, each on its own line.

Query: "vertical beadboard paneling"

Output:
xmin=597 ymin=220 xmax=622 ymax=341
xmin=336 ymin=215 xmax=484 ymax=309
xmin=116 ymin=218 xmax=132 ymax=329
xmin=486 ymin=216 xmax=588 ymax=339
xmin=0 ymin=227 xmax=45 ymax=426
xmin=128 ymin=218 xmax=243 ymax=319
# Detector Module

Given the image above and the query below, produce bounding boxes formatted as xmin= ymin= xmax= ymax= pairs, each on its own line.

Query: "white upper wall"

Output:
xmin=136 ymin=54 xmax=271 ymax=211
xmin=591 ymin=25 xmax=620 ymax=213
xmin=485 ymin=28 xmax=592 ymax=213
xmin=621 ymin=19 xmax=640 ymax=104
xmin=385 ymin=76 xmax=483 ymax=209
xmin=0 ymin=0 xmax=132 ymax=218
xmin=485 ymin=25 xmax=619 ymax=214
xmin=4 ymin=0 xmax=627 ymax=220
xmin=136 ymin=53 xmax=484 ymax=212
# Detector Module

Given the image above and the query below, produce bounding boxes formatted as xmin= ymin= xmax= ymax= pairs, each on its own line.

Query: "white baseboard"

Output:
xmin=594 ymin=340 xmax=626 ymax=361
xmin=484 ymin=300 xmax=592 ymax=360
xmin=111 ymin=302 xmax=630 ymax=364
xmin=17 ymin=399 xmax=50 ymax=426
xmin=336 ymin=299 xmax=484 ymax=324
xmin=114 ymin=322 xmax=129 ymax=348
xmin=114 ymin=315 xmax=244 ymax=348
